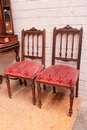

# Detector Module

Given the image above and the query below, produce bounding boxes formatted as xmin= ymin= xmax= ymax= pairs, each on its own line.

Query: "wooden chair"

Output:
xmin=36 ymin=25 xmax=83 ymax=116
xmin=4 ymin=27 xmax=46 ymax=105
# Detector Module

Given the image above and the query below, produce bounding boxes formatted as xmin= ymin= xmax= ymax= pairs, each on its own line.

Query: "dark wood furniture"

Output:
xmin=0 ymin=0 xmax=20 ymax=84
xmin=4 ymin=27 xmax=46 ymax=105
xmin=36 ymin=25 xmax=83 ymax=116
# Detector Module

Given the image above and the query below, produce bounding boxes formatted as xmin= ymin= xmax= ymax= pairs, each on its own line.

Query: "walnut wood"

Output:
xmin=21 ymin=27 xmax=45 ymax=66
xmin=0 ymin=75 xmax=2 ymax=84
xmin=5 ymin=27 xmax=46 ymax=105
xmin=37 ymin=83 xmax=42 ymax=108
xmin=69 ymin=90 xmax=74 ymax=116
xmin=37 ymin=25 xmax=83 ymax=116
xmin=0 ymin=0 xmax=20 ymax=84
xmin=31 ymin=80 xmax=36 ymax=105
xmin=0 ymin=0 xmax=14 ymax=34
xmin=6 ymin=75 xmax=12 ymax=98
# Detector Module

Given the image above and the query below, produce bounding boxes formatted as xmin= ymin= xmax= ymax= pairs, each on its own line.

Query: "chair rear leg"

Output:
xmin=6 ymin=75 xmax=12 ymax=98
xmin=19 ymin=79 xmax=22 ymax=85
xmin=0 ymin=76 xmax=2 ymax=84
xmin=31 ymin=80 xmax=36 ymax=105
xmin=76 ymin=79 xmax=79 ymax=97
xmin=69 ymin=90 xmax=74 ymax=116
xmin=53 ymin=86 xmax=56 ymax=93
xmin=43 ymin=84 xmax=46 ymax=90
xmin=37 ymin=83 xmax=42 ymax=108
xmin=24 ymin=80 xmax=27 ymax=86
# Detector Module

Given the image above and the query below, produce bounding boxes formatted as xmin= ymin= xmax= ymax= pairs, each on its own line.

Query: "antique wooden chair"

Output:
xmin=36 ymin=25 xmax=83 ymax=116
xmin=4 ymin=27 xmax=46 ymax=105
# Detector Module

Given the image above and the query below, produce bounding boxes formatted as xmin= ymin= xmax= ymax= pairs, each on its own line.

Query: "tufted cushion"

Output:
xmin=36 ymin=65 xmax=79 ymax=87
xmin=4 ymin=61 xmax=44 ymax=79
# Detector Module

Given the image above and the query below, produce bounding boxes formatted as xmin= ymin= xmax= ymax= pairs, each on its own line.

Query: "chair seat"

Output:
xmin=4 ymin=60 xmax=44 ymax=79
xmin=36 ymin=65 xmax=79 ymax=87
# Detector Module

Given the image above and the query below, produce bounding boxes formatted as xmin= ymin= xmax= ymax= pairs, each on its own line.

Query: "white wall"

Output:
xmin=0 ymin=0 xmax=87 ymax=98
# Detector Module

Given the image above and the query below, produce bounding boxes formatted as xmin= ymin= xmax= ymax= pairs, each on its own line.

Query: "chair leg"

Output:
xmin=19 ymin=79 xmax=22 ymax=85
xmin=37 ymin=83 xmax=42 ymax=108
xmin=24 ymin=80 xmax=27 ymax=86
xmin=31 ymin=81 xmax=36 ymax=105
xmin=76 ymin=79 xmax=79 ymax=97
xmin=0 ymin=76 xmax=3 ymax=84
xmin=69 ymin=90 xmax=74 ymax=116
xmin=43 ymin=84 xmax=46 ymax=90
xmin=6 ymin=76 xmax=12 ymax=98
xmin=15 ymin=49 xmax=20 ymax=62
xmin=53 ymin=86 xmax=56 ymax=93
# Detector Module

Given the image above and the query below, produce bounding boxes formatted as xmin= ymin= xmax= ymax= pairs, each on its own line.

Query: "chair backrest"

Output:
xmin=52 ymin=25 xmax=83 ymax=70
xmin=21 ymin=27 xmax=46 ymax=65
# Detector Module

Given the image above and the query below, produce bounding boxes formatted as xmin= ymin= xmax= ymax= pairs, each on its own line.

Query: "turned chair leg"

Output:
xmin=37 ymin=83 xmax=42 ymax=108
xmin=69 ymin=90 xmax=74 ymax=116
xmin=43 ymin=84 xmax=46 ymax=90
xmin=24 ymin=80 xmax=27 ymax=86
xmin=19 ymin=79 xmax=22 ymax=85
xmin=6 ymin=76 xmax=12 ymax=98
xmin=76 ymin=79 xmax=79 ymax=97
xmin=53 ymin=86 xmax=56 ymax=93
xmin=0 ymin=76 xmax=3 ymax=84
xmin=15 ymin=49 xmax=20 ymax=62
xmin=31 ymin=81 xmax=36 ymax=105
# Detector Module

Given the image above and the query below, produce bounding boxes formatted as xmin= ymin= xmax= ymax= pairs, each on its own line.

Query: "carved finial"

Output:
xmin=63 ymin=25 xmax=73 ymax=29
xmin=30 ymin=27 xmax=37 ymax=31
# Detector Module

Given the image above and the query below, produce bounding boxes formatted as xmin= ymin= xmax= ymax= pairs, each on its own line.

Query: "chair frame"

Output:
xmin=5 ymin=27 xmax=46 ymax=105
xmin=36 ymin=25 xmax=83 ymax=116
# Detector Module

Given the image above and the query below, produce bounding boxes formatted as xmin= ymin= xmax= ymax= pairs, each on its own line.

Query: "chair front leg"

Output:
xmin=69 ymin=90 xmax=74 ymax=116
xmin=37 ymin=83 xmax=42 ymax=108
xmin=31 ymin=80 xmax=36 ymax=105
xmin=6 ymin=75 xmax=12 ymax=98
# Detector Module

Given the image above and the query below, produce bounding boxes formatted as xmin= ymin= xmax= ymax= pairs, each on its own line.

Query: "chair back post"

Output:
xmin=21 ymin=29 xmax=25 ymax=61
xmin=77 ymin=27 xmax=83 ymax=70
xmin=42 ymin=29 xmax=46 ymax=66
xmin=52 ymin=27 xmax=56 ymax=65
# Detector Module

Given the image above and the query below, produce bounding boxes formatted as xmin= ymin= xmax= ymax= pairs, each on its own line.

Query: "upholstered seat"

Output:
xmin=5 ymin=61 xmax=44 ymax=79
xmin=36 ymin=65 xmax=79 ymax=87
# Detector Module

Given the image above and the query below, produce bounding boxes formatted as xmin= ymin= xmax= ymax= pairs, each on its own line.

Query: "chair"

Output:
xmin=4 ymin=27 xmax=46 ymax=105
xmin=36 ymin=25 xmax=83 ymax=116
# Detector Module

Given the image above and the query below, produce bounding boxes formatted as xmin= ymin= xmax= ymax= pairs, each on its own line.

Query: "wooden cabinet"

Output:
xmin=0 ymin=0 xmax=14 ymax=34
xmin=0 ymin=0 xmax=20 ymax=84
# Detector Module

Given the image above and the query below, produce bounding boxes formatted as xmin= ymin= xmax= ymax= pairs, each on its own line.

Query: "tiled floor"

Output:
xmin=0 ymin=78 xmax=86 ymax=130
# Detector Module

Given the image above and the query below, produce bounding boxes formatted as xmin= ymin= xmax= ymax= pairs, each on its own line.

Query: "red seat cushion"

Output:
xmin=4 ymin=61 xmax=44 ymax=79
xmin=36 ymin=65 xmax=79 ymax=87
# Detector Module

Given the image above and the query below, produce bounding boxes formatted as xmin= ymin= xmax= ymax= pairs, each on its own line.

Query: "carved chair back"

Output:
xmin=52 ymin=25 xmax=83 ymax=70
xmin=21 ymin=27 xmax=45 ymax=65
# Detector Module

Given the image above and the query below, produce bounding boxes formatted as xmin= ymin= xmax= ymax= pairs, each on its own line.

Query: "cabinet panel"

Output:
xmin=0 ymin=0 xmax=14 ymax=35
xmin=0 ymin=1 xmax=4 ymax=34
xmin=0 ymin=0 xmax=19 ymax=50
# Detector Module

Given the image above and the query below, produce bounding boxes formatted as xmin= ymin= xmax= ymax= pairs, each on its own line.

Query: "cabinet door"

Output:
xmin=1 ymin=0 xmax=14 ymax=34
xmin=0 ymin=1 xmax=4 ymax=34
